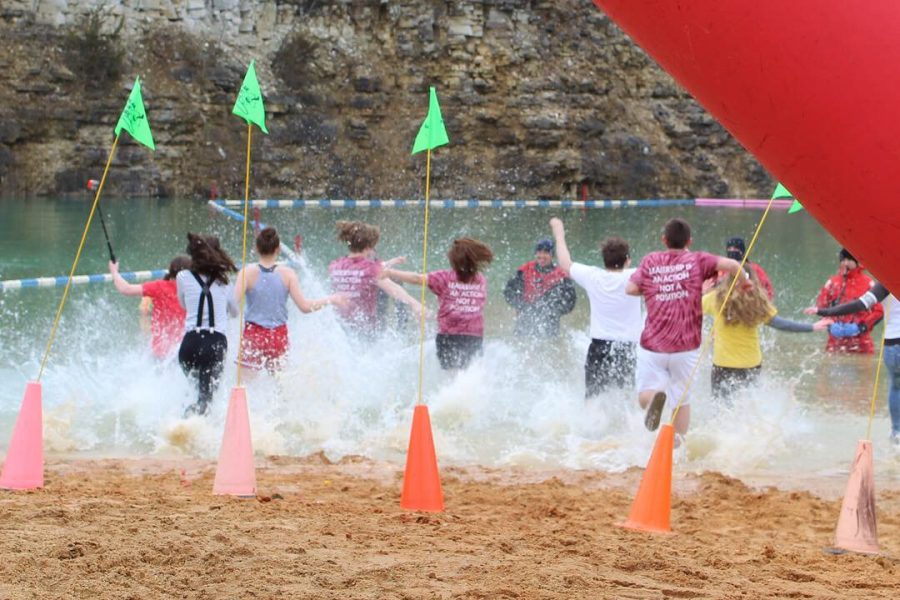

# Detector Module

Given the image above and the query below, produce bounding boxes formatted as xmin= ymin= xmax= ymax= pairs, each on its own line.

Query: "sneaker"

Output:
xmin=644 ymin=391 xmax=667 ymax=431
xmin=891 ymin=434 xmax=900 ymax=451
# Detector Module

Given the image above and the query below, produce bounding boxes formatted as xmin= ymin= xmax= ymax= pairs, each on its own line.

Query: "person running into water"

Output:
xmin=809 ymin=280 xmax=900 ymax=447
xmin=549 ymin=217 xmax=642 ymax=397
xmin=109 ymin=255 xmax=191 ymax=359
xmin=815 ymin=248 xmax=883 ymax=354
xmin=503 ymin=238 xmax=576 ymax=338
xmin=724 ymin=237 xmax=774 ymax=300
xmin=328 ymin=221 xmax=423 ymax=341
xmin=386 ymin=238 xmax=493 ymax=371
xmin=234 ymin=227 xmax=346 ymax=373
xmin=177 ymin=233 xmax=238 ymax=416
xmin=703 ymin=267 xmax=831 ymax=398
xmin=626 ymin=217 xmax=744 ymax=437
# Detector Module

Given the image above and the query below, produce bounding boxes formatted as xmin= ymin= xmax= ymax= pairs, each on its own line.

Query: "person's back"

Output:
xmin=574 ymin=265 xmax=641 ymax=344
xmin=632 ymin=248 xmax=720 ymax=353
xmin=329 ymin=254 xmax=381 ymax=330
xmin=245 ymin=265 xmax=289 ymax=328
xmin=626 ymin=217 xmax=742 ymax=436
xmin=429 ymin=269 xmax=488 ymax=337
xmin=176 ymin=232 xmax=238 ymax=416
xmin=142 ymin=279 xmax=185 ymax=358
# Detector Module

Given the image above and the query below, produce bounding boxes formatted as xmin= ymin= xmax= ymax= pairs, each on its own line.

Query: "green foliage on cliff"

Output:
xmin=63 ymin=5 xmax=125 ymax=90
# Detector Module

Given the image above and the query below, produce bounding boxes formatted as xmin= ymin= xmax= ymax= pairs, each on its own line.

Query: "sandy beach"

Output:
xmin=0 ymin=455 xmax=897 ymax=599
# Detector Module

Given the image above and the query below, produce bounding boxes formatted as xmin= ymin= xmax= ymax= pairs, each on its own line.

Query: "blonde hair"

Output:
xmin=714 ymin=268 xmax=774 ymax=327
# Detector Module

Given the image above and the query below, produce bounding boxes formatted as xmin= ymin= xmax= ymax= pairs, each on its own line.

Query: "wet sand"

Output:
xmin=1 ymin=455 xmax=898 ymax=599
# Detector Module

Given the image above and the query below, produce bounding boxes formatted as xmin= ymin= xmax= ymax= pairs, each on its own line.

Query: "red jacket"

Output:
xmin=816 ymin=267 xmax=883 ymax=353
xmin=520 ymin=261 xmax=568 ymax=303
xmin=750 ymin=263 xmax=774 ymax=301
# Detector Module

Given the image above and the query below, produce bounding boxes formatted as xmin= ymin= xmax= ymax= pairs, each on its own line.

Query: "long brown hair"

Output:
xmin=336 ymin=221 xmax=380 ymax=253
xmin=164 ymin=255 xmax=192 ymax=280
xmin=185 ymin=232 xmax=237 ymax=285
xmin=448 ymin=238 xmax=493 ymax=283
xmin=714 ymin=268 xmax=774 ymax=327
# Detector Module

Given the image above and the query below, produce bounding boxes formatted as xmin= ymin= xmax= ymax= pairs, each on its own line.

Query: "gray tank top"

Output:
xmin=245 ymin=264 xmax=289 ymax=328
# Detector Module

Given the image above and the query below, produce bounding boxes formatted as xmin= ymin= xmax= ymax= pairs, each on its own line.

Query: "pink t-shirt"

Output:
xmin=427 ymin=270 xmax=487 ymax=336
xmin=629 ymin=250 xmax=720 ymax=353
xmin=141 ymin=279 xmax=186 ymax=358
xmin=328 ymin=255 xmax=382 ymax=328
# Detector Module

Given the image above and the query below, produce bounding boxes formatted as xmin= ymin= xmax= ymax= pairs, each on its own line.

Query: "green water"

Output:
xmin=0 ymin=195 xmax=850 ymax=339
xmin=0 ymin=196 xmax=894 ymax=477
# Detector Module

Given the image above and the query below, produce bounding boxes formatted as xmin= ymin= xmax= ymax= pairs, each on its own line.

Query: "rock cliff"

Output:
xmin=0 ymin=0 xmax=771 ymax=199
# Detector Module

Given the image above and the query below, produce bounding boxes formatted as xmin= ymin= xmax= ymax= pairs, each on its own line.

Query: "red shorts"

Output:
xmin=240 ymin=322 xmax=289 ymax=371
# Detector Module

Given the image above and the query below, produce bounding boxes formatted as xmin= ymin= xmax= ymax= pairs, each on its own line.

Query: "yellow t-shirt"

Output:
xmin=702 ymin=292 xmax=777 ymax=369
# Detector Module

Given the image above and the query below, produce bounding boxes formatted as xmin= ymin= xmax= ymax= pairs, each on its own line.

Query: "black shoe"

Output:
xmin=644 ymin=392 xmax=666 ymax=431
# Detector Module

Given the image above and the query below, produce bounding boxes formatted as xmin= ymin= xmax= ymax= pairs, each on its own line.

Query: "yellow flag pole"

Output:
xmin=866 ymin=303 xmax=889 ymax=441
xmin=37 ymin=134 xmax=121 ymax=381
xmin=415 ymin=149 xmax=433 ymax=406
xmin=235 ymin=123 xmax=253 ymax=388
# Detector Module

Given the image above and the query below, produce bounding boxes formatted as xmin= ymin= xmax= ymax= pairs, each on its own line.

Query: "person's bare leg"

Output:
xmin=638 ymin=390 xmax=659 ymax=409
xmin=673 ymin=405 xmax=690 ymax=437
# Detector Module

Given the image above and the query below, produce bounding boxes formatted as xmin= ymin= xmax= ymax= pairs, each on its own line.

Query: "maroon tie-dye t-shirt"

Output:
xmin=630 ymin=250 xmax=720 ymax=353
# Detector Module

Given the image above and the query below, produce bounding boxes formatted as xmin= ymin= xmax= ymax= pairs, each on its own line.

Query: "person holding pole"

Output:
xmin=177 ymin=233 xmax=238 ymax=416
xmin=109 ymin=256 xmax=191 ymax=359
xmin=233 ymin=227 xmax=346 ymax=372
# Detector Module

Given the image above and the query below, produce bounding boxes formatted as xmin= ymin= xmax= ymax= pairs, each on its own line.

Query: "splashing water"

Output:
xmin=2 ymin=198 xmax=899 ymax=485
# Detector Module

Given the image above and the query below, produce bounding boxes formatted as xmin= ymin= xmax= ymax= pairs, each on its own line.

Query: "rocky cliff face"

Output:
xmin=0 ymin=0 xmax=771 ymax=199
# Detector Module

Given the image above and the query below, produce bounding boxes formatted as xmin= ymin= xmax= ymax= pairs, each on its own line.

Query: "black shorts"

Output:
xmin=435 ymin=334 xmax=483 ymax=370
xmin=711 ymin=365 xmax=761 ymax=399
xmin=585 ymin=339 xmax=636 ymax=398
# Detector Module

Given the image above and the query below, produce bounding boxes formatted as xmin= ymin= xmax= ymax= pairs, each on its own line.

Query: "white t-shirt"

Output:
xmin=569 ymin=263 xmax=643 ymax=343
xmin=885 ymin=295 xmax=900 ymax=340
xmin=176 ymin=270 xmax=238 ymax=335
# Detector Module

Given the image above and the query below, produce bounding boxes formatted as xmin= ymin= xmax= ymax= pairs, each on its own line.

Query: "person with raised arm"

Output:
xmin=109 ymin=255 xmax=190 ymax=359
xmin=549 ymin=217 xmax=642 ymax=397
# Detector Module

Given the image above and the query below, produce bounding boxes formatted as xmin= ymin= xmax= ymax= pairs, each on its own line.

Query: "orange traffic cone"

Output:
xmin=831 ymin=440 xmax=879 ymax=554
xmin=0 ymin=381 xmax=44 ymax=490
xmin=620 ymin=423 xmax=674 ymax=533
xmin=213 ymin=387 xmax=256 ymax=496
xmin=400 ymin=404 xmax=444 ymax=512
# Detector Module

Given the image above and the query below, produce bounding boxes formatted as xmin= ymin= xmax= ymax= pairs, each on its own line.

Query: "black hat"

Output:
xmin=535 ymin=239 xmax=555 ymax=253
xmin=726 ymin=237 xmax=746 ymax=261
xmin=839 ymin=248 xmax=857 ymax=262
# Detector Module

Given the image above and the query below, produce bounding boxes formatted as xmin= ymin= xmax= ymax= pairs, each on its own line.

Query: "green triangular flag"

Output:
xmin=114 ymin=77 xmax=155 ymax=150
xmin=232 ymin=61 xmax=269 ymax=134
xmin=772 ymin=182 xmax=804 ymax=213
xmin=411 ymin=87 xmax=449 ymax=154
xmin=771 ymin=182 xmax=792 ymax=199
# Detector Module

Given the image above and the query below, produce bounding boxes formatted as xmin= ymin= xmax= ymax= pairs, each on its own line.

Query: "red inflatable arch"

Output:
xmin=593 ymin=1 xmax=900 ymax=293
